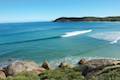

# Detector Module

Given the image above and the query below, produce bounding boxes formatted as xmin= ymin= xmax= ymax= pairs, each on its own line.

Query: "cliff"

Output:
xmin=54 ymin=16 xmax=120 ymax=22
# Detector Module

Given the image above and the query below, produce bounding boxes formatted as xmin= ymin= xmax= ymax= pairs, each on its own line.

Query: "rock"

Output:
xmin=41 ymin=60 xmax=51 ymax=70
xmin=58 ymin=62 xmax=71 ymax=68
xmin=32 ymin=67 xmax=46 ymax=75
xmin=78 ymin=59 xmax=87 ymax=65
xmin=78 ymin=59 xmax=120 ymax=76
xmin=0 ymin=70 xmax=6 ymax=79
xmin=78 ymin=59 xmax=119 ymax=68
xmin=78 ymin=64 xmax=96 ymax=76
xmin=85 ymin=65 xmax=120 ymax=79
xmin=4 ymin=61 xmax=45 ymax=76
xmin=86 ymin=59 xmax=118 ymax=68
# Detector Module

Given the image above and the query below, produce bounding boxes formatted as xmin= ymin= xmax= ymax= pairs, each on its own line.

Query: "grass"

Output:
xmin=94 ymin=68 xmax=120 ymax=80
xmin=39 ymin=67 xmax=85 ymax=80
xmin=0 ymin=71 xmax=39 ymax=80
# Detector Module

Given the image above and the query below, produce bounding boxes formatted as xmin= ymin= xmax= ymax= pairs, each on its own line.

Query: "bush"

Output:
xmin=3 ymin=72 xmax=39 ymax=80
xmin=39 ymin=67 xmax=85 ymax=80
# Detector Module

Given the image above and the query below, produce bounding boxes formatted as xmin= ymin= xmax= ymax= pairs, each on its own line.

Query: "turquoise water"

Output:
xmin=0 ymin=22 xmax=120 ymax=64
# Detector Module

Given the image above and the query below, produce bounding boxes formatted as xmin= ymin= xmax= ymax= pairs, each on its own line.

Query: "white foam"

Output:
xmin=61 ymin=29 xmax=92 ymax=37
xmin=48 ymin=56 xmax=120 ymax=69
xmin=90 ymin=32 xmax=120 ymax=44
xmin=110 ymin=37 xmax=120 ymax=44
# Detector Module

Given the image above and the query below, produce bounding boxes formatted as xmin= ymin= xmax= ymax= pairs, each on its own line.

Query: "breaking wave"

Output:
xmin=89 ymin=32 xmax=120 ymax=44
xmin=61 ymin=29 xmax=92 ymax=37
xmin=0 ymin=30 xmax=92 ymax=45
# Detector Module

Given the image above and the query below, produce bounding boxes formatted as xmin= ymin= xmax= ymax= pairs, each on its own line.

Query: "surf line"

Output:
xmin=110 ymin=37 xmax=120 ymax=44
xmin=61 ymin=29 xmax=92 ymax=37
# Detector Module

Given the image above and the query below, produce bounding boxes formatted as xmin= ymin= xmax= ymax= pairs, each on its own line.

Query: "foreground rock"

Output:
xmin=86 ymin=65 xmax=120 ymax=79
xmin=0 ymin=70 xmax=6 ymax=79
xmin=78 ymin=58 xmax=87 ymax=64
xmin=41 ymin=60 xmax=51 ymax=70
xmin=78 ymin=59 xmax=120 ymax=79
xmin=79 ymin=59 xmax=120 ymax=68
xmin=1 ymin=59 xmax=120 ymax=80
xmin=4 ymin=61 xmax=45 ymax=76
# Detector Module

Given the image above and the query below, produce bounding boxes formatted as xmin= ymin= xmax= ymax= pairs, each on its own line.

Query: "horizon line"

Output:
xmin=1 ymin=16 xmax=120 ymax=24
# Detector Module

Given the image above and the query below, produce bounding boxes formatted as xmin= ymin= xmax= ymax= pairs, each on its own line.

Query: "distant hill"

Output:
xmin=54 ymin=16 xmax=120 ymax=22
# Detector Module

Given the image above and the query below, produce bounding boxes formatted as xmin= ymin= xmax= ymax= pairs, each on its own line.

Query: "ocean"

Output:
xmin=0 ymin=22 xmax=120 ymax=65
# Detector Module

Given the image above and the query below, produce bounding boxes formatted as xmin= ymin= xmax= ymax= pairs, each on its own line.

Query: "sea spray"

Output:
xmin=89 ymin=32 xmax=120 ymax=44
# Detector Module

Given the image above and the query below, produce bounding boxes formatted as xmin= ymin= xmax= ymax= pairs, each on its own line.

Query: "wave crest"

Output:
xmin=0 ymin=29 xmax=92 ymax=45
xmin=61 ymin=29 xmax=92 ymax=37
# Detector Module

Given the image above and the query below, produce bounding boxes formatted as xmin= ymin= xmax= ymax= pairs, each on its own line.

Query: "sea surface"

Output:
xmin=0 ymin=22 xmax=120 ymax=65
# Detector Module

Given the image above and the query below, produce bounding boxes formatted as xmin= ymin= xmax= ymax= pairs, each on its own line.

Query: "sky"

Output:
xmin=0 ymin=0 xmax=120 ymax=23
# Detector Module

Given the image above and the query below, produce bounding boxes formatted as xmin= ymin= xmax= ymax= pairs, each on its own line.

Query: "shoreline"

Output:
xmin=1 ymin=58 xmax=120 ymax=79
xmin=1 ymin=56 xmax=120 ymax=68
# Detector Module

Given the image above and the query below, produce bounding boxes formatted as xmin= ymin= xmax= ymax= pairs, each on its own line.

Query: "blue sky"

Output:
xmin=0 ymin=0 xmax=120 ymax=23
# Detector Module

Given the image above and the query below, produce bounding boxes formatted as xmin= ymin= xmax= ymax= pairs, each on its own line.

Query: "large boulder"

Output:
xmin=0 ymin=70 xmax=6 ymax=79
xmin=85 ymin=65 xmax=120 ymax=79
xmin=78 ymin=59 xmax=119 ymax=68
xmin=78 ymin=59 xmax=120 ymax=77
xmin=4 ymin=61 xmax=45 ymax=76
xmin=85 ymin=59 xmax=119 ymax=67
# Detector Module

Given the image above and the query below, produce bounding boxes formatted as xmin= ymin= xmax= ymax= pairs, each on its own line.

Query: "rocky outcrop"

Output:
xmin=78 ymin=59 xmax=120 ymax=79
xmin=78 ymin=59 xmax=120 ymax=67
xmin=4 ymin=61 xmax=45 ymax=76
xmin=41 ymin=60 xmax=51 ymax=70
xmin=54 ymin=16 xmax=120 ymax=22
xmin=0 ymin=59 xmax=120 ymax=79
xmin=85 ymin=65 xmax=120 ymax=79
xmin=0 ymin=70 xmax=6 ymax=79
xmin=78 ymin=58 xmax=87 ymax=64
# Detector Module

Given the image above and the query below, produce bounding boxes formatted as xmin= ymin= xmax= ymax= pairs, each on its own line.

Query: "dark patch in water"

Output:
xmin=0 ymin=36 xmax=61 ymax=45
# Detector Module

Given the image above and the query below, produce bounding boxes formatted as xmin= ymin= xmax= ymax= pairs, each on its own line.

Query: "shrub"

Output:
xmin=39 ymin=67 xmax=85 ymax=80
xmin=3 ymin=71 xmax=39 ymax=80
